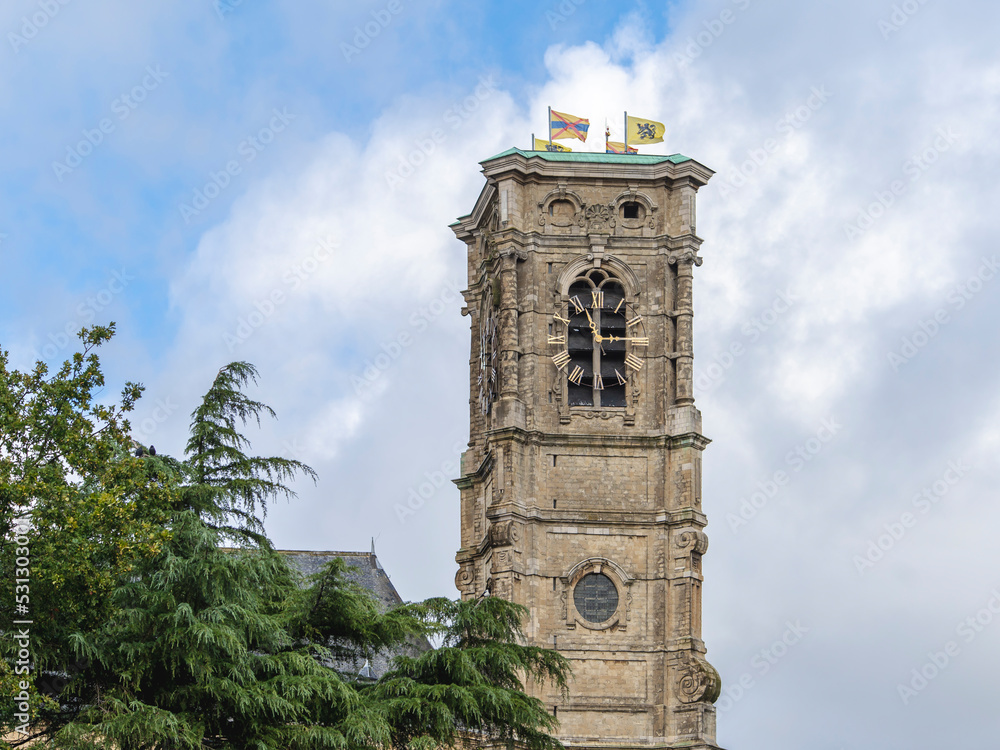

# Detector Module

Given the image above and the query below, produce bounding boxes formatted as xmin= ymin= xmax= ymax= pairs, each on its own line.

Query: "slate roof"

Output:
xmin=279 ymin=549 xmax=430 ymax=679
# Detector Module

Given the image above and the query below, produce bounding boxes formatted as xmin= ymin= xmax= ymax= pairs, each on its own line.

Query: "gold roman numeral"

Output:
xmin=551 ymin=351 xmax=570 ymax=370
xmin=615 ymin=368 xmax=627 ymax=385
xmin=553 ymin=312 xmax=570 ymax=325
xmin=594 ymin=373 xmax=604 ymax=390
xmin=625 ymin=353 xmax=644 ymax=371
xmin=569 ymin=296 xmax=585 ymax=314
xmin=626 ymin=315 xmax=643 ymax=329
xmin=547 ymin=334 xmax=566 ymax=345
xmin=591 ymin=290 xmax=604 ymax=308
xmin=568 ymin=365 xmax=585 ymax=385
xmin=630 ymin=336 xmax=649 ymax=347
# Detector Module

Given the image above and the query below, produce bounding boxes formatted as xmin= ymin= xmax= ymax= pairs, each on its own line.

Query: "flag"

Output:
xmin=550 ymin=109 xmax=590 ymax=142
xmin=533 ymin=137 xmax=572 ymax=152
xmin=626 ymin=115 xmax=665 ymax=145
xmin=606 ymin=141 xmax=638 ymax=154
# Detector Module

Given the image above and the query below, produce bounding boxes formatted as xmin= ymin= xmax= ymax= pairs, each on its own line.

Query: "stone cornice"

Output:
xmin=480 ymin=150 xmax=715 ymax=189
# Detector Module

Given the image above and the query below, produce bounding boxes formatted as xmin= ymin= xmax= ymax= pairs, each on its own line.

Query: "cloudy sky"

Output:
xmin=3 ymin=0 xmax=999 ymax=747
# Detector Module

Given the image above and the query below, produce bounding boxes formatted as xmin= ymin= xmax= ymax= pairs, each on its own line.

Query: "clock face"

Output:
xmin=478 ymin=296 xmax=499 ymax=414
xmin=549 ymin=269 xmax=647 ymax=408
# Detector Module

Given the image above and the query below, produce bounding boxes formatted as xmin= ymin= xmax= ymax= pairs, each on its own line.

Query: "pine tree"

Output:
xmin=50 ymin=362 xmax=368 ymax=748
xmin=371 ymin=596 xmax=568 ymax=750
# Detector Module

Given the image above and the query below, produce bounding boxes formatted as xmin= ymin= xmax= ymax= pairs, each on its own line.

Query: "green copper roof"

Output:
xmin=484 ymin=147 xmax=692 ymax=165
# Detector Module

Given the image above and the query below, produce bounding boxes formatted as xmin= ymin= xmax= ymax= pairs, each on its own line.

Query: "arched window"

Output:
xmin=563 ymin=268 xmax=630 ymax=408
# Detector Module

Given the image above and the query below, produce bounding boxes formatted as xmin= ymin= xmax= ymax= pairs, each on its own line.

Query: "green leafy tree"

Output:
xmin=0 ymin=326 xmax=172 ymax=737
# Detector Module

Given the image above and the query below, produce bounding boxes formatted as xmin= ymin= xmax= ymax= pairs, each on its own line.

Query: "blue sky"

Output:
xmin=4 ymin=1 xmax=1000 ymax=748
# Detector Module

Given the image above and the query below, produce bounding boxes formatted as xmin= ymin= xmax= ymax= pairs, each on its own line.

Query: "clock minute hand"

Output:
xmin=607 ymin=335 xmax=648 ymax=344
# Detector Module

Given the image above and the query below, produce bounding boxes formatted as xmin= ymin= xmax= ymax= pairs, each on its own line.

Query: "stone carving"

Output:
xmin=584 ymin=203 xmax=616 ymax=233
xmin=675 ymin=529 xmax=709 ymax=555
xmin=577 ymin=410 xmax=625 ymax=420
xmin=455 ymin=564 xmax=475 ymax=592
xmin=498 ymin=245 xmax=528 ymax=261
xmin=667 ymin=249 xmax=703 ymax=267
xmin=676 ymin=653 xmax=722 ymax=705
xmin=488 ymin=520 xmax=519 ymax=547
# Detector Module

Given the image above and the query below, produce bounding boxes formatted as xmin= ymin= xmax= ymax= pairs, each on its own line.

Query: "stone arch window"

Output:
xmin=549 ymin=199 xmax=575 ymax=218
xmin=566 ymin=268 xmax=628 ymax=408
xmin=620 ymin=201 xmax=643 ymax=220
xmin=562 ymin=557 xmax=633 ymax=631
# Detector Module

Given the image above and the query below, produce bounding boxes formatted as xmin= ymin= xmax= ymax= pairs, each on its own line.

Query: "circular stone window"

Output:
xmin=573 ymin=572 xmax=619 ymax=624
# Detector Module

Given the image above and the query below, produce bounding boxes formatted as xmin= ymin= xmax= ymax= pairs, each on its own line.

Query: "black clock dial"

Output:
xmin=549 ymin=269 xmax=646 ymax=407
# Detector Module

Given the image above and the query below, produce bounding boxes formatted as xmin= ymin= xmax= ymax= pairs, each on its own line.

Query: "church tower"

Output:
xmin=452 ymin=147 xmax=723 ymax=750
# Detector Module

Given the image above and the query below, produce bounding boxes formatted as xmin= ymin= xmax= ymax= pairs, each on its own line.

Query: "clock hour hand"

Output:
xmin=585 ymin=308 xmax=604 ymax=342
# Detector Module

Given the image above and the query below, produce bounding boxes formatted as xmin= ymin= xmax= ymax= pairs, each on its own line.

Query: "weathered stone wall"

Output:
xmin=453 ymin=151 xmax=723 ymax=750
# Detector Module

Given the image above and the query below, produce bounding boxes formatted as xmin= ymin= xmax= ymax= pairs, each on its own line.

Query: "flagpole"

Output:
xmin=624 ymin=110 xmax=628 ymax=151
xmin=531 ymin=133 xmax=535 ymax=151
xmin=548 ymin=106 xmax=552 ymax=147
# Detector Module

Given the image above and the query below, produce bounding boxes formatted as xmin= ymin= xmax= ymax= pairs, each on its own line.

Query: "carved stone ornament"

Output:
xmin=455 ymin=563 xmax=475 ymax=592
xmin=675 ymin=529 xmax=709 ymax=556
xmin=578 ymin=410 xmax=625 ymax=421
xmin=584 ymin=203 xmax=616 ymax=233
xmin=676 ymin=653 xmax=722 ymax=705
xmin=488 ymin=519 xmax=519 ymax=547
xmin=667 ymin=249 xmax=703 ymax=267
xmin=497 ymin=245 xmax=528 ymax=261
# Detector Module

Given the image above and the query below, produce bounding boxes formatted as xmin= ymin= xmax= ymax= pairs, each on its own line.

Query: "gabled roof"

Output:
xmin=280 ymin=550 xmax=403 ymax=611
xmin=280 ymin=550 xmax=431 ymax=679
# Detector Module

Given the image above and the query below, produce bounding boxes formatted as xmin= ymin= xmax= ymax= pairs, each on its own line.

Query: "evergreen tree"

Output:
xmin=370 ymin=596 xmax=568 ymax=750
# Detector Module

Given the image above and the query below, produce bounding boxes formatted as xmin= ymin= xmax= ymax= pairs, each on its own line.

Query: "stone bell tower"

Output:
xmin=452 ymin=147 xmax=723 ymax=750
